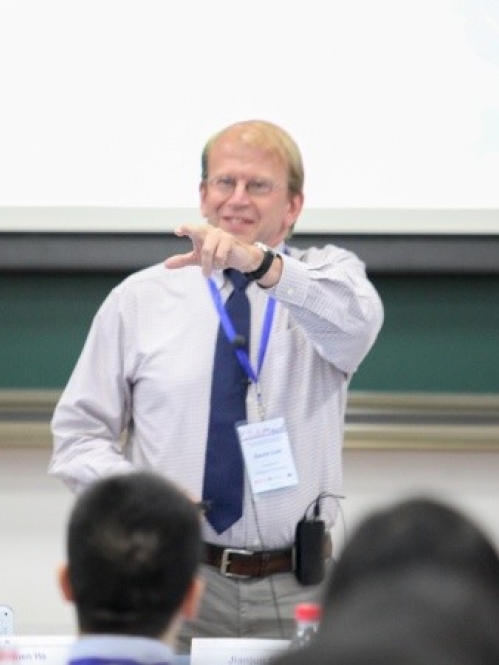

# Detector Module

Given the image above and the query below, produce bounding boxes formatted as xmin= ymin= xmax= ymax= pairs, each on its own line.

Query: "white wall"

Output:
xmin=2 ymin=445 xmax=499 ymax=635
xmin=1 ymin=0 xmax=499 ymax=232
xmin=1 ymin=449 xmax=74 ymax=634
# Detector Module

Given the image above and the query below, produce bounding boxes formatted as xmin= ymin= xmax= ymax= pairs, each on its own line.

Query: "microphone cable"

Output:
xmin=251 ymin=492 xmax=286 ymax=639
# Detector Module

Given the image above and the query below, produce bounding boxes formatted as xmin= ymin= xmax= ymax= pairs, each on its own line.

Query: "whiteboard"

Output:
xmin=1 ymin=0 xmax=499 ymax=232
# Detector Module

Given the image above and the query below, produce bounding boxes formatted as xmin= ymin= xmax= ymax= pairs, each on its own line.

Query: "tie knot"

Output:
xmin=225 ymin=269 xmax=248 ymax=291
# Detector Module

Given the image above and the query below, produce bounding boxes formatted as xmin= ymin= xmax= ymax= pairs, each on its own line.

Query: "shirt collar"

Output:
xmin=68 ymin=635 xmax=176 ymax=665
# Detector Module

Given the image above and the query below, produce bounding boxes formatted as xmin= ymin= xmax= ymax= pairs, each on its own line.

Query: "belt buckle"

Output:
xmin=220 ymin=548 xmax=253 ymax=579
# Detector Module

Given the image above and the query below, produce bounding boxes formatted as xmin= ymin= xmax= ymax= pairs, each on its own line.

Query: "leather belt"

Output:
xmin=203 ymin=535 xmax=332 ymax=579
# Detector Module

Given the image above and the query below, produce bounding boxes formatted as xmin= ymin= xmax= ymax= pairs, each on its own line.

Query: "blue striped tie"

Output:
xmin=202 ymin=269 xmax=250 ymax=534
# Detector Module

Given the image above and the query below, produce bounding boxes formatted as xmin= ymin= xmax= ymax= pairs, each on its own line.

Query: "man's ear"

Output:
xmin=283 ymin=192 xmax=304 ymax=234
xmin=199 ymin=180 xmax=209 ymax=219
xmin=179 ymin=575 xmax=205 ymax=621
xmin=58 ymin=563 xmax=74 ymax=602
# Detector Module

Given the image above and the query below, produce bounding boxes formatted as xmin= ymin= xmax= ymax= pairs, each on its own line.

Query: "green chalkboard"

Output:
xmin=350 ymin=274 xmax=499 ymax=393
xmin=1 ymin=272 xmax=498 ymax=393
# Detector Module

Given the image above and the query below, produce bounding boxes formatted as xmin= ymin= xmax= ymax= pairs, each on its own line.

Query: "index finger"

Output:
xmin=173 ymin=224 xmax=206 ymax=240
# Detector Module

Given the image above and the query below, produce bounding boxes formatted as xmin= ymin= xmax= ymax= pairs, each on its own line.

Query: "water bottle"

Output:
xmin=289 ymin=602 xmax=322 ymax=650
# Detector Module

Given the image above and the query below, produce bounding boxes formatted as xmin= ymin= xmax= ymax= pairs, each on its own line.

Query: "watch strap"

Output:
xmin=243 ymin=247 xmax=275 ymax=282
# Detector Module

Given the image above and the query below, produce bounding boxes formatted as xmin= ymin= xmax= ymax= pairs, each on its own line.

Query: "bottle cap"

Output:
xmin=294 ymin=603 xmax=322 ymax=622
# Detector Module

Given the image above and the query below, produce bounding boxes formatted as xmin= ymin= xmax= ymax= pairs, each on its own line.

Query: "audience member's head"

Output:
xmin=58 ymin=471 xmax=203 ymax=644
xmin=273 ymin=496 xmax=499 ymax=665
xmin=273 ymin=565 xmax=499 ymax=665
xmin=324 ymin=495 xmax=499 ymax=606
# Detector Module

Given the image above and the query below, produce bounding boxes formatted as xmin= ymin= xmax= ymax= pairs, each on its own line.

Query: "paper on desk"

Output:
xmin=190 ymin=637 xmax=289 ymax=665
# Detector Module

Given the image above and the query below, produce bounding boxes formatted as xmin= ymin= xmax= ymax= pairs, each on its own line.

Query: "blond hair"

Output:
xmin=201 ymin=119 xmax=304 ymax=196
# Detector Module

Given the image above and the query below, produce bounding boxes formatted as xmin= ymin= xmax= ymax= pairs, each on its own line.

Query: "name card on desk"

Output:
xmin=191 ymin=638 xmax=289 ymax=665
xmin=0 ymin=636 xmax=74 ymax=665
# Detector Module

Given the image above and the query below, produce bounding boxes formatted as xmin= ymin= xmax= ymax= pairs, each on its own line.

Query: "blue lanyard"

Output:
xmin=207 ymin=276 xmax=276 ymax=385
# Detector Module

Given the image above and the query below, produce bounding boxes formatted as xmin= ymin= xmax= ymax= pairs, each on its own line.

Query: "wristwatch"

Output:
xmin=243 ymin=242 xmax=277 ymax=282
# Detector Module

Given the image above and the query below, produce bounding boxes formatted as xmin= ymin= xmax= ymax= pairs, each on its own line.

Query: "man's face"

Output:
xmin=200 ymin=136 xmax=303 ymax=248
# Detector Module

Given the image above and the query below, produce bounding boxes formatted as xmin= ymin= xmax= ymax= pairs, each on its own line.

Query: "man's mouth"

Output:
xmin=222 ymin=216 xmax=253 ymax=229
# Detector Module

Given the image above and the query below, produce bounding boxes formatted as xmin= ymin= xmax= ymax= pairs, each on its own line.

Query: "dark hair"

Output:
xmin=274 ymin=498 xmax=499 ymax=665
xmin=273 ymin=566 xmax=499 ymax=665
xmin=67 ymin=471 xmax=202 ymax=637
xmin=324 ymin=496 xmax=499 ymax=605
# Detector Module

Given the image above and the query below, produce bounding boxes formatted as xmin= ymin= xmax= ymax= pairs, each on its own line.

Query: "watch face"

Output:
xmin=254 ymin=241 xmax=276 ymax=256
xmin=254 ymin=241 xmax=268 ymax=252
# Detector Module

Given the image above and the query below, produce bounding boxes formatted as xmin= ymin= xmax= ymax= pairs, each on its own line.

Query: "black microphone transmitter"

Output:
xmin=294 ymin=517 xmax=326 ymax=586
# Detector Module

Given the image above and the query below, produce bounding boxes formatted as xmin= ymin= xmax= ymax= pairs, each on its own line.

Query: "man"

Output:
xmin=58 ymin=471 xmax=203 ymax=664
xmin=49 ymin=119 xmax=383 ymax=649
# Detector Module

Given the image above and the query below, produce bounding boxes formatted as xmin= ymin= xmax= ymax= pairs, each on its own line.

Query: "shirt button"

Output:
xmin=287 ymin=288 xmax=295 ymax=296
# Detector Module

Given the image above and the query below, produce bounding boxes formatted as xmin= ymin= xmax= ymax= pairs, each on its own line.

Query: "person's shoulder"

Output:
xmin=118 ymin=262 xmax=169 ymax=287
xmin=287 ymin=243 xmax=363 ymax=264
xmin=96 ymin=264 xmax=203 ymax=316
xmin=115 ymin=263 xmax=201 ymax=294
xmin=172 ymin=655 xmax=191 ymax=665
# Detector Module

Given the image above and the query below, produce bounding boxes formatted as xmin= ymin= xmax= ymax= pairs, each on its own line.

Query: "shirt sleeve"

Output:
xmin=269 ymin=244 xmax=384 ymax=375
xmin=48 ymin=288 xmax=134 ymax=493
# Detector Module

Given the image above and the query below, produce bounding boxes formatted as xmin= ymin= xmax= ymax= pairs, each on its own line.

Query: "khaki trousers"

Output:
xmin=175 ymin=562 xmax=325 ymax=654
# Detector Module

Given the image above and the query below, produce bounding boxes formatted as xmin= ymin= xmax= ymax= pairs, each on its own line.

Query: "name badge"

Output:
xmin=236 ymin=417 xmax=298 ymax=494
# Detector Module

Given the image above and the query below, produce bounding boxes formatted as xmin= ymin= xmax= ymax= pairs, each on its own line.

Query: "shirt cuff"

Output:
xmin=269 ymin=253 xmax=309 ymax=306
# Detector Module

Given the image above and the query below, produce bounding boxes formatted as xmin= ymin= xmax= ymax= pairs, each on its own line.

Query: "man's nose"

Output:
xmin=227 ymin=180 xmax=251 ymax=203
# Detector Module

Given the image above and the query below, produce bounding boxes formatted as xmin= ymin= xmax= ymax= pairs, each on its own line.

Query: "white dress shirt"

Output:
xmin=49 ymin=244 xmax=383 ymax=550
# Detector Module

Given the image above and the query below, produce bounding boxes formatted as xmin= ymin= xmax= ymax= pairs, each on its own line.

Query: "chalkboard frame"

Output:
xmin=2 ymin=231 xmax=499 ymax=274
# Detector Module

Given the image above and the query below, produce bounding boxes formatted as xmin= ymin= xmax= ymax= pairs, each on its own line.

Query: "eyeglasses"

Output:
xmin=206 ymin=175 xmax=284 ymax=197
